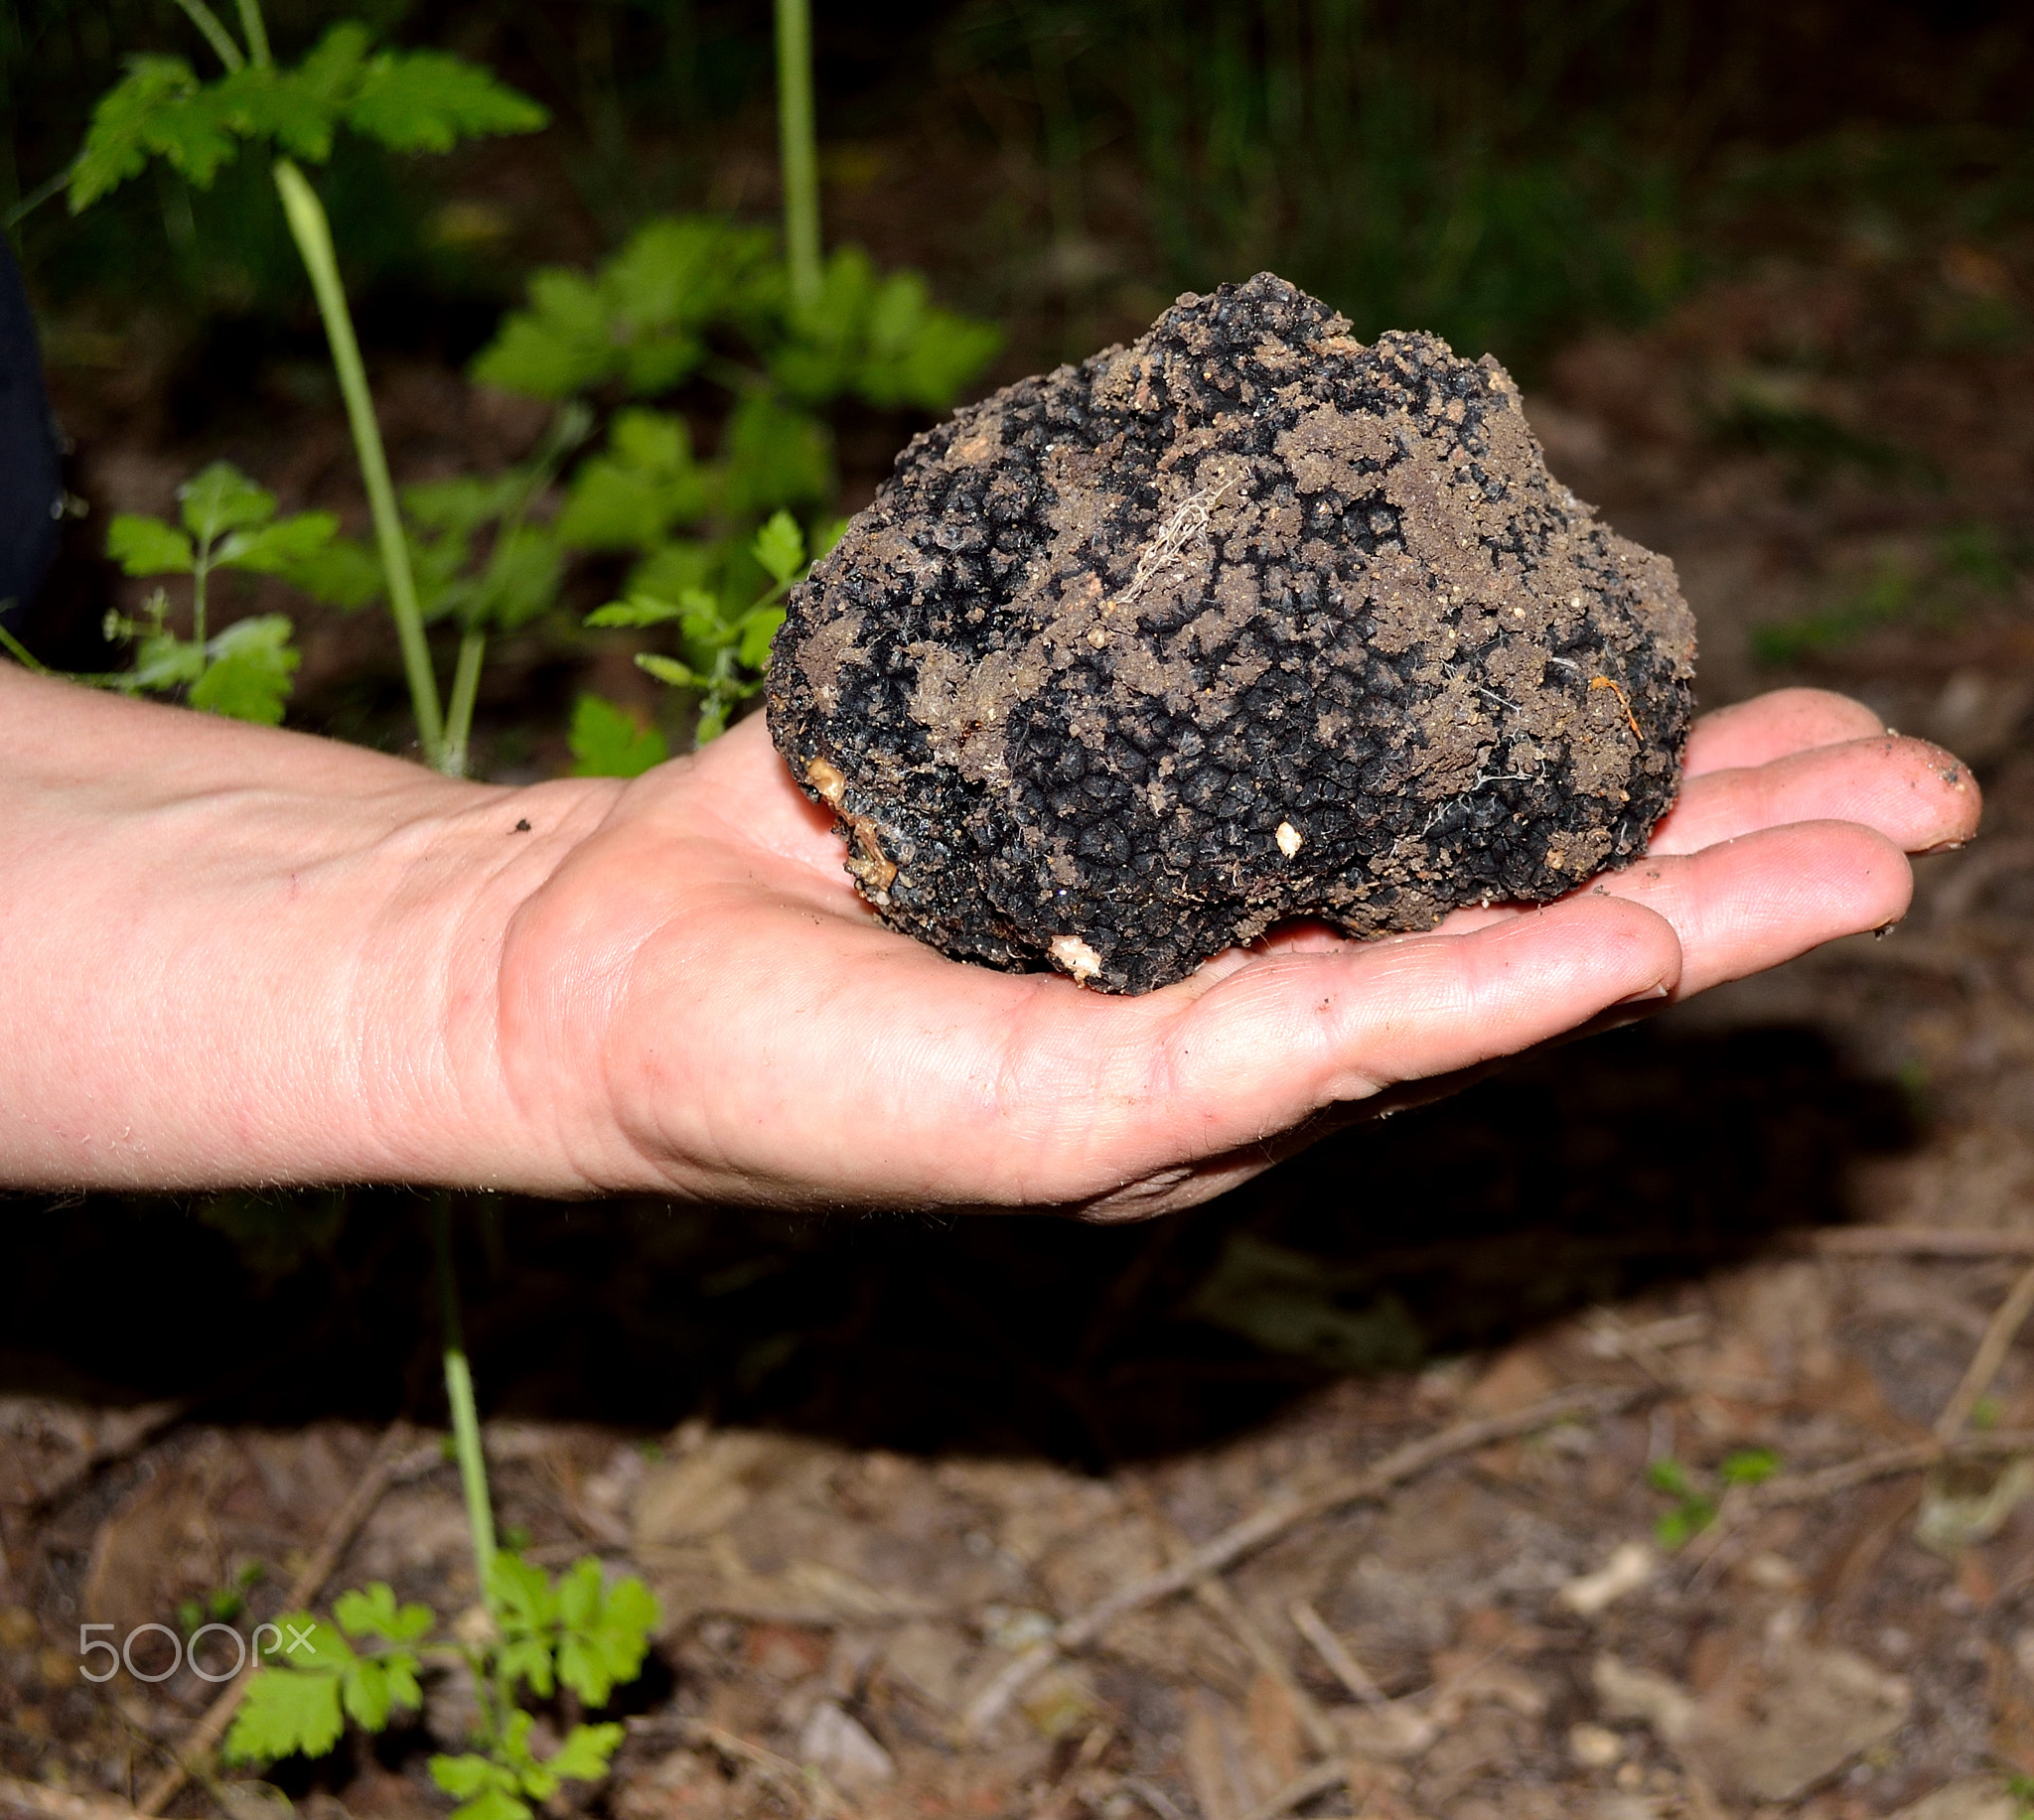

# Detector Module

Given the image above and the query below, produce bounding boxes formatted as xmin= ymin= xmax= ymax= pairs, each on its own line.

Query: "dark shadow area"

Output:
xmin=0 ymin=1019 xmax=1914 ymax=1468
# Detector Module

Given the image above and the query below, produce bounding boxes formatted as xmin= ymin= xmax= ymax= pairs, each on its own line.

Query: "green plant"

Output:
xmin=61 ymin=0 xmax=546 ymax=770
xmin=223 ymin=1199 xmax=659 ymax=1818
xmin=472 ymin=219 xmax=997 ymax=750
xmin=223 ymin=1556 xmax=656 ymax=1820
xmin=178 ymin=1563 xmax=264 ymax=1638
xmin=1647 ymin=1449 xmax=1778 ymax=1548
xmin=14 ymin=0 xmax=998 ymax=770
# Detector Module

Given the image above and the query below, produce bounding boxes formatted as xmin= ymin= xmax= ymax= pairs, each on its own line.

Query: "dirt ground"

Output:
xmin=8 ymin=214 xmax=2034 ymax=1820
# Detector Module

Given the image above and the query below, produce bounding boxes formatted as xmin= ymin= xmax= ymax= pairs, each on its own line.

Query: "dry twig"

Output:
xmin=679 ymin=1720 xmax=856 ymax=1819
xmin=963 ymin=1384 xmax=1639 ymax=1737
xmin=137 ymin=1420 xmax=424 ymax=1815
xmin=1235 ymin=1760 xmax=1349 ymax=1820
xmin=1130 ymin=1487 xmax=1338 ymax=1758
xmin=1287 ymin=1600 xmax=1386 ymax=1708
xmin=1935 ymin=1258 xmax=2034 ymax=1442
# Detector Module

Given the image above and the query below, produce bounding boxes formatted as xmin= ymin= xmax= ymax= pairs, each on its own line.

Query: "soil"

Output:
xmin=770 ymin=274 xmax=1695 ymax=993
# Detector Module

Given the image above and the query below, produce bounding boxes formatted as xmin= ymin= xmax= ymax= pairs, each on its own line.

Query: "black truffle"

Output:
xmin=768 ymin=273 xmax=1696 ymax=994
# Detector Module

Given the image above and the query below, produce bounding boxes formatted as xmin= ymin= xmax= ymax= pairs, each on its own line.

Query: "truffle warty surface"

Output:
xmin=768 ymin=273 xmax=1696 ymax=995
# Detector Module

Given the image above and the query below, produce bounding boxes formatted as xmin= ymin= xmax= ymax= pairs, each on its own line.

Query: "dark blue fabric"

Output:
xmin=0 ymin=238 xmax=63 ymax=630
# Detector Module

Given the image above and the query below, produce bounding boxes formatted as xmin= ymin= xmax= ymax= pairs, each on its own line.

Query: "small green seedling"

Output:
xmin=178 ymin=1563 xmax=264 ymax=1638
xmin=586 ymin=509 xmax=841 ymax=741
xmin=224 ymin=1552 xmax=658 ymax=1820
xmin=0 ymin=461 xmax=371 ymax=724
xmin=1648 ymin=1450 xmax=1779 ymax=1548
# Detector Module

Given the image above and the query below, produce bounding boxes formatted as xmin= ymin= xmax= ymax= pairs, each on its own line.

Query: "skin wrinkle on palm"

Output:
xmin=0 ymin=671 xmax=1979 ymax=1206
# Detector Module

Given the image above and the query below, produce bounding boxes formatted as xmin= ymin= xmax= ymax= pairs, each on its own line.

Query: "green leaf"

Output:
xmin=70 ymin=57 xmax=211 ymax=210
xmin=1720 ymin=1448 xmax=1780 ymax=1486
xmin=223 ymin=1665 xmax=347 ymax=1763
xmin=601 ymin=217 xmax=774 ymax=395
xmin=279 ymin=23 xmax=372 ymax=161
xmin=279 ymin=534 xmax=384 ymax=610
xmin=216 ymin=512 xmax=341 ymax=576
xmin=128 ymin=631 xmax=207 ymax=692
xmin=431 ymin=1752 xmax=530 ymax=1820
xmin=345 ymin=50 xmax=546 ymax=155
xmin=1645 ymin=1458 xmax=1694 ymax=1498
xmin=469 ymin=216 xmax=777 ymax=402
xmin=720 ymin=394 xmax=831 ymax=517
xmin=402 ymin=474 xmax=526 ymax=535
xmin=334 ymin=1583 xmax=434 ymax=1645
xmin=471 ymin=269 xmax=612 ymax=400
xmin=179 ymin=463 xmax=276 ymax=542
xmin=569 ymin=695 xmax=668 ymax=778
xmin=736 ymin=606 xmax=786 ymax=671
xmin=625 ymin=542 xmax=714 ymax=605
xmin=546 ymin=1723 xmax=625 ymax=1782
xmin=107 ymin=515 xmax=196 ymax=577
xmin=585 ymin=594 xmax=685 ymax=629
xmin=552 ymin=1559 xmax=659 ymax=1706
xmin=430 ymin=1754 xmax=508 ymax=1800
xmin=489 ymin=1550 xmax=557 ymax=1699
xmin=751 ymin=510 xmax=805 ymax=587
xmin=1655 ymin=1497 xmax=1717 ymax=1549
xmin=189 ymin=615 xmax=299 ymax=725
xmin=636 ymin=652 xmax=702 ymax=689
xmin=465 ymin=523 xmax=565 ymax=633
xmin=770 ymin=246 xmax=999 ymax=411
xmin=221 ymin=1614 xmax=354 ymax=1763
xmin=556 ymin=411 xmax=707 ymax=553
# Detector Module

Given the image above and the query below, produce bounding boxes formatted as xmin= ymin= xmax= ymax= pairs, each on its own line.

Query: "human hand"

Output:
xmin=497 ymin=687 xmax=1977 ymax=1216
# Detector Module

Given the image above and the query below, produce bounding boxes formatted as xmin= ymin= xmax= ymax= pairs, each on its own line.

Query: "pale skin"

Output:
xmin=0 ymin=668 xmax=1979 ymax=1210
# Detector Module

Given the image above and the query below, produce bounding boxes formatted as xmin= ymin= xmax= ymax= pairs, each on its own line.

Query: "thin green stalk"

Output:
xmin=191 ymin=553 xmax=210 ymax=657
xmin=272 ymin=159 xmax=447 ymax=769
xmin=443 ymin=630 xmax=487 ymax=779
xmin=432 ymin=1194 xmax=499 ymax=1616
xmin=232 ymin=0 xmax=271 ymax=68
xmin=169 ymin=0 xmax=244 ymax=71
xmin=0 ymin=624 xmax=51 ymax=674
xmin=773 ymin=0 xmax=821 ymax=311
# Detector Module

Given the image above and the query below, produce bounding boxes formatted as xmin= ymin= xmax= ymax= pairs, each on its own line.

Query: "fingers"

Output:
xmin=1060 ymin=892 xmax=1682 ymax=1191
xmin=1598 ymin=820 xmax=1912 ymax=994
xmin=1650 ymin=733 xmax=1980 ymax=857
xmin=1682 ymin=687 xmax=1887 ymax=776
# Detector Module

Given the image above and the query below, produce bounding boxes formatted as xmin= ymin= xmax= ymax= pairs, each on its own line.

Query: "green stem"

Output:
xmin=168 ymin=0 xmax=244 ymax=71
xmin=443 ymin=630 xmax=486 ymax=780
xmin=191 ymin=555 xmax=210 ymax=660
xmin=232 ymin=0 xmax=271 ymax=68
xmin=0 ymin=624 xmax=51 ymax=674
xmin=432 ymin=1194 xmax=499 ymax=1615
xmin=773 ymin=0 xmax=821 ymax=311
xmin=272 ymin=159 xmax=447 ymax=770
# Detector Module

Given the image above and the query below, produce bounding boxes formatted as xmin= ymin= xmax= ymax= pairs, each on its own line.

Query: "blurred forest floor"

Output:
xmin=8 ymin=3 xmax=2034 ymax=1816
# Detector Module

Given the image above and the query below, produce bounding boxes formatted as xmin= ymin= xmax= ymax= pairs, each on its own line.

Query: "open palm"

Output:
xmin=494 ymin=688 xmax=1976 ymax=1215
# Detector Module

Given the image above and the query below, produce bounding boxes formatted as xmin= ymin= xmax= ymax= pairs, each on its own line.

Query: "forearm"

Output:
xmin=0 ymin=669 xmax=613 ymax=1190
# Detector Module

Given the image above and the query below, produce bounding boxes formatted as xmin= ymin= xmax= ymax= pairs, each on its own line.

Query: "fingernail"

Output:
xmin=1618 ymin=983 xmax=1671 ymax=1004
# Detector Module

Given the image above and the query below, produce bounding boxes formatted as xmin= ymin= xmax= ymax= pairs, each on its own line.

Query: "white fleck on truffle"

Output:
xmin=1275 ymin=820 xmax=1304 ymax=859
xmin=1049 ymin=934 xmax=1103 ymax=984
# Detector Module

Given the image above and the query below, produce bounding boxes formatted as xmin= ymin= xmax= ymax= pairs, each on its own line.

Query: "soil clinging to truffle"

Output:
xmin=768 ymin=273 xmax=1697 ymax=994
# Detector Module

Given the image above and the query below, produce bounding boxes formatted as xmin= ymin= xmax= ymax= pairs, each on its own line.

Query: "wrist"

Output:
xmin=0 ymin=670 xmax=627 ymax=1190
